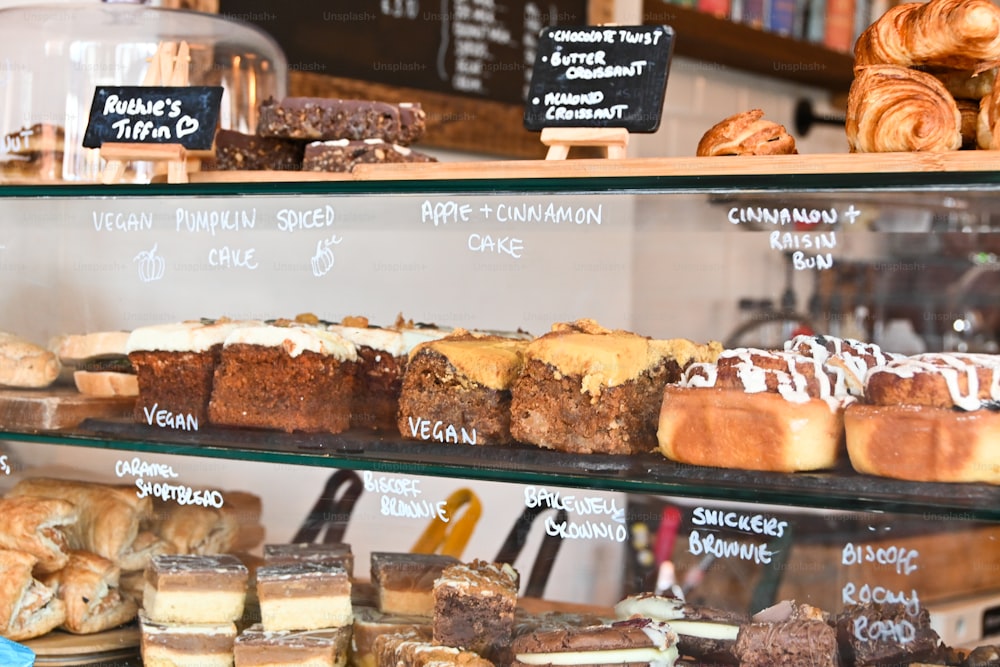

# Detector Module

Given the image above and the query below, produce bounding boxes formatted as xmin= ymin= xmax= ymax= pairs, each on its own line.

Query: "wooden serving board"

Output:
xmin=24 ymin=625 xmax=139 ymax=666
xmin=0 ymin=387 xmax=134 ymax=432
xmin=184 ymin=151 xmax=1000 ymax=183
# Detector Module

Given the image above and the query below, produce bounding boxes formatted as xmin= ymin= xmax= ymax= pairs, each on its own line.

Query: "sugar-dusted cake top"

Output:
xmin=411 ymin=331 xmax=529 ymax=391
xmin=526 ymin=319 xmax=722 ymax=395
xmin=126 ymin=318 xmax=258 ymax=354
xmin=223 ymin=323 xmax=357 ymax=361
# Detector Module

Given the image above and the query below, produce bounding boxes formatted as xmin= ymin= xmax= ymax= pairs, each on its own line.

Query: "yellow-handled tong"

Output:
xmin=411 ymin=488 xmax=482 ymax=558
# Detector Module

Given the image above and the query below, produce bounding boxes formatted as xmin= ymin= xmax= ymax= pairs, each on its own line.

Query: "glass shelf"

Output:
xmin=7 ymin=422 xmax=1000 ymax=521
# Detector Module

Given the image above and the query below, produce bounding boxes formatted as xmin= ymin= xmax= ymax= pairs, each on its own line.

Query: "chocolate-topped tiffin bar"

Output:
xmin=256 ymin=561 xmax=352 ymax=632
xmin=213 ymin=128 xmax=305 ymax=171
xmin=257 ymin=97 xmax=426 ymax=145
xmin=142 ymin=553 xmax=249 ymax=624
xmin=302 ymin=138 xmax=436 ymax=172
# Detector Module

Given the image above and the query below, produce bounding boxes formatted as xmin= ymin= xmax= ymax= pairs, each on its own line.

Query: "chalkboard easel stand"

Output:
xmin=101 ymin=41 xmax=192 ymax=184
xmin=540 ymin=127 xmax=630 ymax=160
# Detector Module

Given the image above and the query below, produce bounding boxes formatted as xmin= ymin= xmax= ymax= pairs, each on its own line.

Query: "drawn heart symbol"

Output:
xmin=175 ymin=115 xmax=199 ymax=138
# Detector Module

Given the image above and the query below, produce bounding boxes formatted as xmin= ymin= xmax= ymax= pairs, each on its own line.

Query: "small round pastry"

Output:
xmin=696 ymin=109 xmax=797 ymax=157
xmin=845 ymin=352 xmax=1000 ymax=483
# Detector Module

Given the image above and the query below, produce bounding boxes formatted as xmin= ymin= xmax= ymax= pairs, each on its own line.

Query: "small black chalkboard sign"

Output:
xmin=83 ymin=86 xmax=223 ymax=150
xmin=523 ymin=25 xmax=675 ymax=133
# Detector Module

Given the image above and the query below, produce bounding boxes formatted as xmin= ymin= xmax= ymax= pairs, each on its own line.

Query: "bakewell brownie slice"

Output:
xmin=207 ymin=323 xmax=358 ymax=434
xmin=398 ymin=331 xmax=528 ymax=445
xmin=143 ymin=553 xmax=249 ymax=624
xmin=370 ymin=551 xmax=459 ymax=617
xmin=256 ymin=562 xmax=352 ymax=632
xmin=234 ymin=623 xmax=351 ymax=667
xmin=127 ymin=318 xmax=255 ymax=429
xmin=510 ymin=319 xmax=723 ymax=454
xmin=433 ymin=559 xmax=519 ymax=661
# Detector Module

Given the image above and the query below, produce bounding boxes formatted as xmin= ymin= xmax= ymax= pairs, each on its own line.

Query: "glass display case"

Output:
xmin=0 ymin=2 xmax=286 ymax=184
xmin=0 ymin=166 xmax=999 ymax=665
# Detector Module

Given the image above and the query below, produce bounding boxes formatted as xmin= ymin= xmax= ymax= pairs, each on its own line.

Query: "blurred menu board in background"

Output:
xmin=217 ymin=0 xmax=590 ymax=105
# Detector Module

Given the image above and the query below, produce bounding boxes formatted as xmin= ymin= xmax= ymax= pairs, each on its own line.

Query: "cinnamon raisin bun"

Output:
xmin=657 ymin=347 xmax=855 ymax=473
xmin=845 ymin=352 xmax=1000 ymax=483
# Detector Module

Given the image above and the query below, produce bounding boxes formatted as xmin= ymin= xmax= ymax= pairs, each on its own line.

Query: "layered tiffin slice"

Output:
xmin=234 ymin=623 xmax=351 ymax=667
xmin=370 ymin=551 xmax=458 ymax=617
xmin=142 ymin=554 xmax=248 ymax=624
xmin=256 ymin=562 xmax=352 ymax=632
xmin=139 ymin=612 xmax=238 ymax=667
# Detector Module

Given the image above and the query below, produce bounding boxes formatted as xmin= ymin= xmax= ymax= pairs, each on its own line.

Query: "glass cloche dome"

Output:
xmin=0 ymin=1 xmax=287 ymax=183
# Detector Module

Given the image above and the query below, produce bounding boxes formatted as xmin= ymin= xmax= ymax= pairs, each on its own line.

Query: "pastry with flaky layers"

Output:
xmin=41 ymin=550 xmax=138 ymax=634
xmin=845 ymin=352 xmax=1000 ymax=483
xmin=510 ymin=319 xmax=722 ymax=455
xmin=0 ymin=548 xmax=66 ymax=641
xmin=657 ymin=346 xmax=858 ymax=473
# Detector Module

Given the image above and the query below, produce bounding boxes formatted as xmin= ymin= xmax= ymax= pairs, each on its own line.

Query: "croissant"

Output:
xmin=854 ymin=0 xmax=1000 ymax=73
xmin=977 ymin=81 xmax=1000 ymax=148
xmin=696 ymin=109 xmax=797 ymax=156
xmin=846 ymin=65 xmax=962 ymax=152
xmin=927 ymin=66 xmax=997 ymax=100
xmin=957 ymin=97 xmax=980 ymax=148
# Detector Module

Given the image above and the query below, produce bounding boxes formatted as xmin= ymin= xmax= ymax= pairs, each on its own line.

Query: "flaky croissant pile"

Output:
xmin=848 ymin=0 xmax=1000 ymax=152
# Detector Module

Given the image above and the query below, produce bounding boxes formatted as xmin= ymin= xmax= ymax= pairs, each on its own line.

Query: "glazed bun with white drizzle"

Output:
xmin=845 ymin=352 xmax=1000 ymax=483
xmin=656 ymin=336 xmax=899 ymax=473
xmin=656 ymin=345 xmax=858 ymax=473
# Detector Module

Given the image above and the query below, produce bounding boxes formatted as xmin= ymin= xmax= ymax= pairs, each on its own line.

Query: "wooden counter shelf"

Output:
xmin=173 ymin=151 xmax=1000 ymax=184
